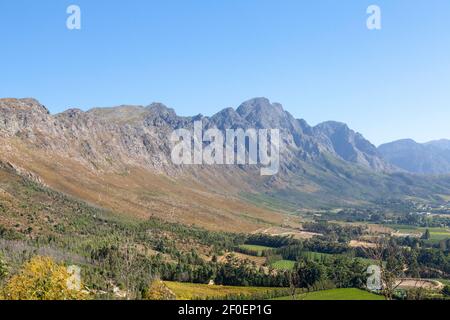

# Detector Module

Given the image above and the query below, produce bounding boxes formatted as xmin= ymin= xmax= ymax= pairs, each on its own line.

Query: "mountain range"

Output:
xmin=1 ymin=97 xmax=450 ymax=232
xmin=379 ymin=139 xmax=450 ymax=175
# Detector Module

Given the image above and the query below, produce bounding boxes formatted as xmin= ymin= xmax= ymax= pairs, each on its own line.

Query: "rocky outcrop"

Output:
xmin=2 ymin=97 xmax=450 ymax=211
xmin=0 ymin=97 xmax=393 ymax=176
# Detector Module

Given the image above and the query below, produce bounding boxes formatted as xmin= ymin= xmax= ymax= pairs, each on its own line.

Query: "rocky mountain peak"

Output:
xmin=237 ymin=97 xmax=283 ymax=117
xmin=147 ymin=102 xmax=170 ymax=111
xmin=0 ymin=97 xmax=394 ymax=174
xmin=0 ymin=98 xmax=52 ymax=137
xmin=314 ymin=121 xmax=388 ymax=171
xmin=0 ymin=98 xmax=49 ymax=114
xmin=314 ymin=121 xmax=352 ymax=135
xmin=146 ymin=103 xmax=177 ymax=117
xmin=235 ymin=98 xmax=295 ymax=129
xmin=61 ymin=108 xmax=85 ymax=118
xmin=144 ymin=103 xmax=182 ymax=128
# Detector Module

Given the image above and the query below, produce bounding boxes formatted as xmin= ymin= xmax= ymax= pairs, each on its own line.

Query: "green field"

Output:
xmin=239 ymin=244 xmax=274 ymax=256
xmin=270 ymin=260 xmax=296 ymax=270
xmin=164 ymin=282 xmax=286 ymax=300
xmin=275 ymin=288 xmax=385 ymax=301
xmin=437 ymin=278 xmax=450 ymax=286
xmin=426 ymin=231 xmax=450 ymax=242
xmin=387 ymin=225 xmax=450 ymax=243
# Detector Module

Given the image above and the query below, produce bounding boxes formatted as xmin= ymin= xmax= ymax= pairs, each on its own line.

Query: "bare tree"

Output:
xmin=121 ymin=236 xmax=148 ymax=299
xmin=365 ymin=237 xmax=405 ymax=300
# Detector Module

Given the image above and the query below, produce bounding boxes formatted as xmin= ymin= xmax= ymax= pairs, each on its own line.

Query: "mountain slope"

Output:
xmin=1 ymin=97 xmax=450 ymax=231
xmin=426 ymin=139 xmax=450 ymax=151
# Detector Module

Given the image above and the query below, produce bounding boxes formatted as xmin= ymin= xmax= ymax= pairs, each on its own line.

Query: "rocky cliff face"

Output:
xmin=314 ymin=121 xmax=389 ymax=172
xmin=0 ymin=98 xmax=287 ymax=231
xmin=1 ymin=98 xmax=190 ymax=173
xmin=0 ymin=97 xmax=391 ymax=176
xmin=207 ymin=98 xmax=391 ymax=173
xmin=6 ymin=96 xmax=447 ymax=216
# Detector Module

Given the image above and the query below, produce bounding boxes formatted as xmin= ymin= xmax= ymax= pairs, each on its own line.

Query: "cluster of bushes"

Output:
xmin=289 ymin=256 xmax=367 ymax=290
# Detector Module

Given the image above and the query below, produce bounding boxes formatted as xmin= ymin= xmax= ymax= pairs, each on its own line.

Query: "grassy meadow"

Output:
xmin=270 ymin=260 xmax=296 ymax=270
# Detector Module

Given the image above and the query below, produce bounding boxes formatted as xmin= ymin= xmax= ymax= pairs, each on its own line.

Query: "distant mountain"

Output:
xmin=208 ymin=98 xmax=391 ymax=172
xmin=1 ymin=97 xmax=450 ymax=232
xmin=426 ymin=139 xmax=450 ymax=151
xmin=378 ymin=139 xmax=450 ymax=174
xmin=313 ymin=121 xmax=389 ymax=172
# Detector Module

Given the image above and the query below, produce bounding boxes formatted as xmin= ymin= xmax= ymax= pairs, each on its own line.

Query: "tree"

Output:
xmin=2 ymin=256 xmax=87 ymax=300
xmin=121 ymin=236 xmax=141 ymax=299
xmin=422 ymin=229 xmax=431 ymax=240
xmin=294 ymin=260 xmax=325 ymax=289
xmin=365 ymin=237 xmax=405 ymax=300
xmin=289 ymin=267 xmax=300 ymax=299
xmin=442 ymin=285 xmax=450 ymax=297
xmin=405 ymin=287 xmax=428 ymax=300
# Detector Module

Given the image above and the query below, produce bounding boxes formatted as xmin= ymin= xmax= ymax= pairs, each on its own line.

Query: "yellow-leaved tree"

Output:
xmin=144 ymin=279 xmax=176 ymax=300
xmin=1 ymin=256 xmax=88 ymax=300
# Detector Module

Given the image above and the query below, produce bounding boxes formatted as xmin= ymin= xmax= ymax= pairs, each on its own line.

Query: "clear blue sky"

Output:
xmin=1 ymin=0 xmax=449 ymax=145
